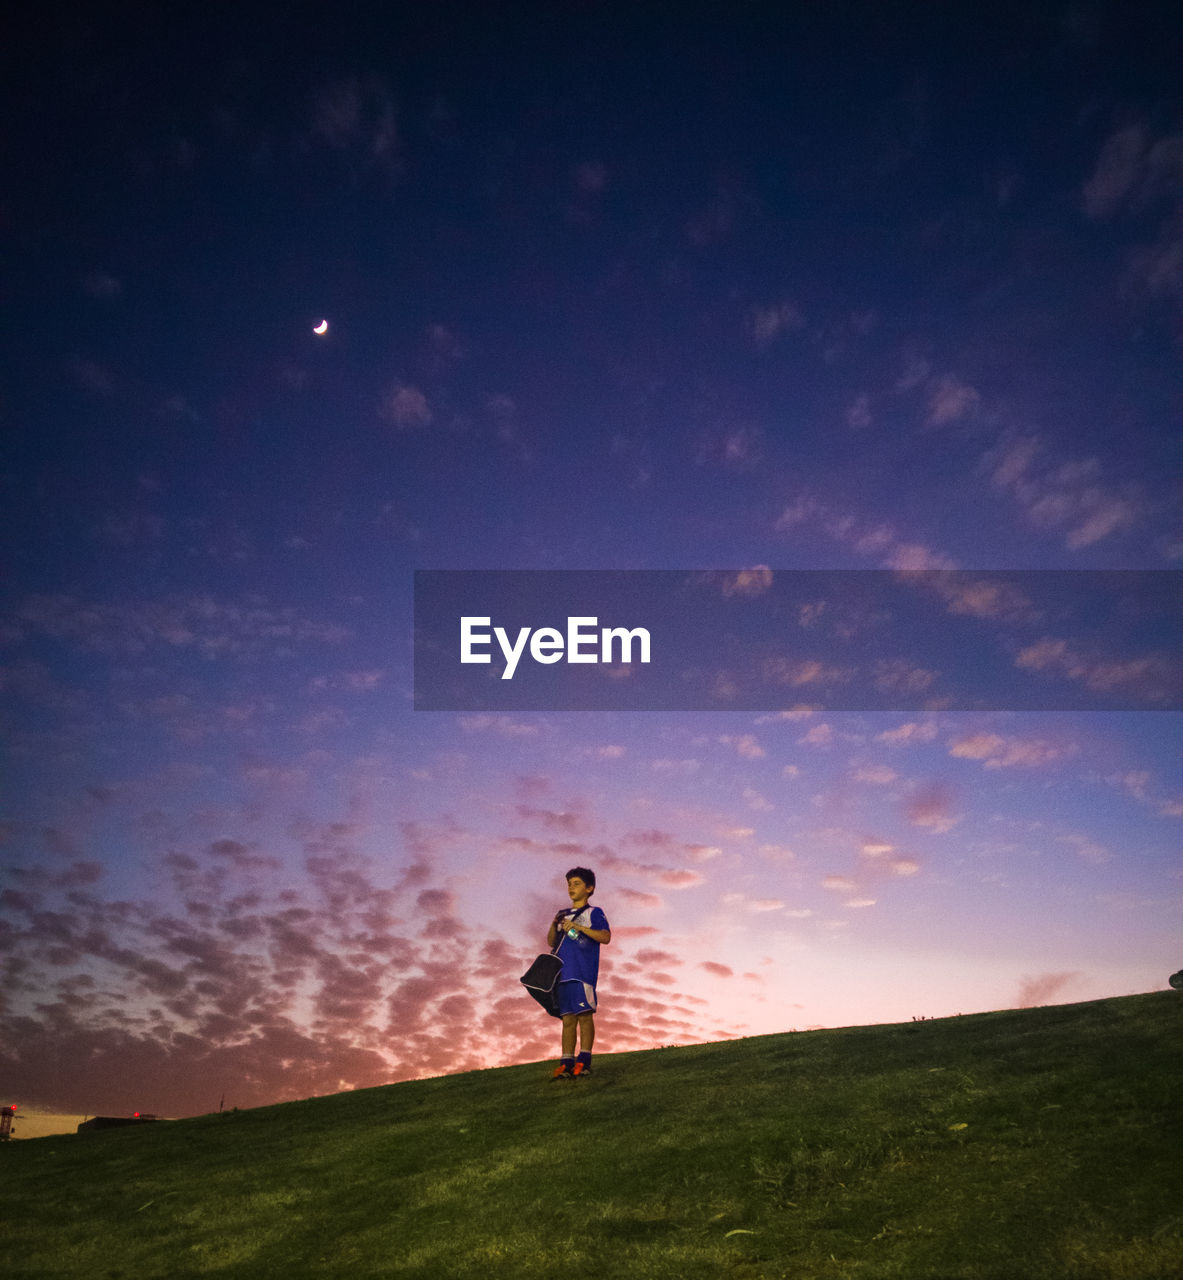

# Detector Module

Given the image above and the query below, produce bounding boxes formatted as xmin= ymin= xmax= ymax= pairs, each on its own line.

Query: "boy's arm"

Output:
xmin=580 ymin=905 xmax=611 ymax=944
xmin=567 ymin=916 xmax=611 ymax=944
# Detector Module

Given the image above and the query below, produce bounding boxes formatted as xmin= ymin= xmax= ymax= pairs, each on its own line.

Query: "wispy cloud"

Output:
xmin=851 ymin=764 xmax=898 ymax=784
xmin=776 ymin=488 xmax=965 ymax=573
xmin=924 ymin=374 xmax=981 ymax=428
xmin=382 ymin=383 xmax=433 ymax=429
xmin=985 ymin=435 xmax=1144 ymax=550
xmin=12 ymin=594 xmax=352 ymax=660
xmin=877 ymin=721 xmax=939 ymax=746
xmin=309 ymin=75 xmax=399 ymax=181
xmin=458 ymin=715 xmax=540 ymax=737
xmin=748 ymin=301 xmax=804 ymax=350
xmin=1083 ymin=125 xmax=1147 ymax=220
xmin=904 ymin=783 xmax=959 ymax=834
xmin=695 ymin=426 xmax=764 ymax=471
xmin=756 ymin=705 xmax=818 ymax=723
xmin=846 ymin=393 xmax=874 ymax=429
xmin=1057 ymin=834 xmax=1109 ymax=866
xmin=949 ymin=732 xmax=1073 ymax=769
xmin=0 ymin=832 xmax=515 ymax=1112
xmin=873 ymin=659 xmax=939 ymax=697
xmin=717 ymin=567 xmax=775 ymax=598
xmin=1082 ymin=124 xmax=1182 ymax=223
xmin=721 ymin=893 xmax=785 ymax=913
xmin=597 ymin=843 xmax=709 ymax=891
xmin=1015 ymin=638 xmax=1179 ymax=705
xmin=1017 ymin=971 xmax=1082 ymax=1008
xmin=514 ymin=803 xmax=589 ymax=835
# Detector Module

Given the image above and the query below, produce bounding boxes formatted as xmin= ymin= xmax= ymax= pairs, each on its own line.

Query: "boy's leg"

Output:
xmin=573 ymin=1012 xmax=596 ymax=1076
xmin=561 ymin=1013 xmax=579 ymax=1058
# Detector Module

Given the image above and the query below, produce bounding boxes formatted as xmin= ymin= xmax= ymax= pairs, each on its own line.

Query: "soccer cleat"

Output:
xmin=551 ymin=1061 xmax=575 ymax=1080
xmin=572 ymin=1061 xmax=592 ymax=1078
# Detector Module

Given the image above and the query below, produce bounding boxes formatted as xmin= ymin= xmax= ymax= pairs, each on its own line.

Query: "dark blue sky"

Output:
xmin=3 ymin=2 xmax=1181 ymax=1119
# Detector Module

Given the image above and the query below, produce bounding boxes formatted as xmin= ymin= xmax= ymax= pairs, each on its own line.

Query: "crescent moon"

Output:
xmin=313 ymin=319 xmax=329 ymax=335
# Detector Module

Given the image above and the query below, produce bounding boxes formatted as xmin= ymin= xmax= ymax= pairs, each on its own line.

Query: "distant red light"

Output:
xmin=133 ymin=1112 xmax=140 ymax=1118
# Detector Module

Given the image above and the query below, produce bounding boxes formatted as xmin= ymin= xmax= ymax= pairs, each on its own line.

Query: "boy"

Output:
xmin=547 ymin=866 xmax=610 ymax=1079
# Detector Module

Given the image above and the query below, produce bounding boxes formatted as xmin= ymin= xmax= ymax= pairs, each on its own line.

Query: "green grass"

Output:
xmin=5 ymin=993 xmax=1181 ymax=1279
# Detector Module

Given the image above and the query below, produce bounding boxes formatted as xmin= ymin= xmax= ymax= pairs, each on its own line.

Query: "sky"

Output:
xmin=2 ymin=1 xmax=1181 ymax=1120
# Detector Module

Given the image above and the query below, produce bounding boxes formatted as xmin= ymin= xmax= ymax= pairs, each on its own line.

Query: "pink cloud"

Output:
xmin=655 ymin=869 xmax=706 ymax=889
xmin=986 ymin=434 xmax=1145 ymax=550
xmin=852 ymin=765 xmax=898 ymax=785
xmin=924 ymin=373 xmax=980 ymax=427
xmin=905 ymin=783 xmax=959 ymax=833
xmin=1015 ymin=638 xmax=1178 ymax=705
xmin=949 ymin=732 xmax=1072 ymax=769
xmin=614 ymin=886 xmax=664 ymax=911
xmin=416 ymin=888 xmax=455 ymax=915
xmin=382 ymin=382 xmax=433 ymax=428
xmin=718 ymin=566 xmax=775 ymax=596
xmin=624 ymin=829 xmax=675 ymax=848
xmin=877 ymin=721 xmax=938 ymax=746
xmin=1016 ymin=972 xmax=1081 ymax=1008
xmin=0 ymin=827 xmax=544 ymax=1114
xmin=597 ymin=849 xmax=706 ymax=891
xmin=515 ymin=804 xmax=588 ymax=834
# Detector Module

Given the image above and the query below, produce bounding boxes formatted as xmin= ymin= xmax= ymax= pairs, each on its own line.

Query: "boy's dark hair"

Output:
xmin=566 ymin=866 xmax=596 ymax=890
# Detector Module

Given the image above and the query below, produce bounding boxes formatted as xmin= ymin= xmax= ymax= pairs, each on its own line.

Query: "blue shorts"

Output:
xmin=557 ymin=979 xmax=597 ymax=1017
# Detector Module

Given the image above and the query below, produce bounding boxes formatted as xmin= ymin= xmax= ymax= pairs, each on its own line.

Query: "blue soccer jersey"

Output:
xmin=556 ymin=904 xmax=609 ymax=987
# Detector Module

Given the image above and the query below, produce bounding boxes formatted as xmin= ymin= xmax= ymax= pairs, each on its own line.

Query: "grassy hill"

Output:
xmin=5 ymin=992 xmax=1181 ymax=1279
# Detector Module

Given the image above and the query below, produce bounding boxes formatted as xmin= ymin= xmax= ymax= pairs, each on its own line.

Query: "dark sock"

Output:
xmin=577 ymin=1051 xmax=592 ymax=1066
